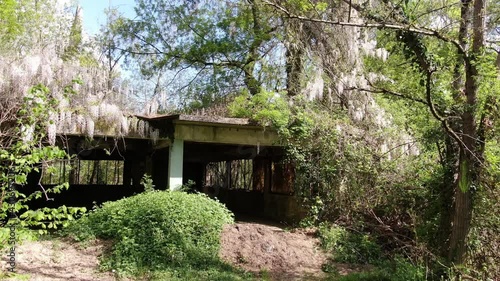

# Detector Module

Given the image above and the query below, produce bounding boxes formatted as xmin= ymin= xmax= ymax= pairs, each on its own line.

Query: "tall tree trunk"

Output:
xmin=435 ymin=137 xmax=456 ymax=256
xmin=448 ymin=152 xmax=475 ymax=264
xmin=447 ymin=0 xmax=485 ymax=264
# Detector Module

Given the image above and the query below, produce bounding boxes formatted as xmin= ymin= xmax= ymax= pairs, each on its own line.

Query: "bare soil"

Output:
xmin=1 ymin=222 xmax=358 ymax=281
xmin=220 ymin=222 xmax=328 ymax=280
xmin=1 ymin=238 xmax=117 ymax=281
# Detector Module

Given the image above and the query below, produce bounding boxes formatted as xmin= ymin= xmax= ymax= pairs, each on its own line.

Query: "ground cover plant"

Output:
xmin=318 ymin=223 xmax=427 ymax=281
xmin=65 ymin=190 xmax=237 ymax=278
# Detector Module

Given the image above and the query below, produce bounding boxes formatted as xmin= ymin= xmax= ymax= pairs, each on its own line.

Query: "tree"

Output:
xmin=0 ymin=0 xmax=135 ymax=231
xmin=0 ymin=0 xmax=23 ymax=42
xmin=62 ymin=5 xmax=83 ymax=61
xmin=110 ymin=0 xmax=288 ymax=108
xmin=0 ymin=84 xmax=87 ymax=231
xmin=264 ymin=0 xmax=499 ymax=267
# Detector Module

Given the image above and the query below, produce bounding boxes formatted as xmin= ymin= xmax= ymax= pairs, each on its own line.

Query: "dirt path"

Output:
xmin=2 ymin=222 xmax=331 ymax=280
xmin=1 ymin=239 xmax=117 ymax=281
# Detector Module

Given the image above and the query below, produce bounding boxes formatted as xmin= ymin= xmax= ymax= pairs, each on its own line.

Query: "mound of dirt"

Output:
xmin=220 ymin=222 xmax=328 ymax=280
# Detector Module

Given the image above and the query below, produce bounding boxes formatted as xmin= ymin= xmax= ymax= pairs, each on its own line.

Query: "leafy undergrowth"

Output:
xmin=64 ymin=190 xmax=244 ymax=279
xmin=1 ymin=217 xmax=431 ymax=281
xmin=318 ymin=223 xmax=427 ymax=281
xmin=3 ymin=191 xmax=429 ymax=280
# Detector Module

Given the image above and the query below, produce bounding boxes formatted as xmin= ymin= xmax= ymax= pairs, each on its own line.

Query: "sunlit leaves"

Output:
xmin=229 ymin=89 xmax=291 ymax=128
xmin=0 ymin=0 xmax=23 ymax=40
xmin=0 ymin=83 xmax=79 ymax=234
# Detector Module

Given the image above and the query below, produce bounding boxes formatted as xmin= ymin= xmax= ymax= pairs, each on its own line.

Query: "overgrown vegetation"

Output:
xmin=318 ymin=223 xmax=382 ymax=265
xmin=66 ymin=191 xmax=235 ymax=277
xmin=0 ymin=84 xmax=87 ymax=235
xmin=318 ymin=224 xmax=427 ymax=281
xmin=225 ymin=0 xmax=499 ymax=279
xmin=325 ymin=259 xmax=426 ymax=281
xmin=1 ymin=0 xmax=499 ymax=280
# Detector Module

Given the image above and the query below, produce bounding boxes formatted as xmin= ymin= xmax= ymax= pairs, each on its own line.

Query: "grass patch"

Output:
xmin=141 ymin=264 xmax=258 ymax=281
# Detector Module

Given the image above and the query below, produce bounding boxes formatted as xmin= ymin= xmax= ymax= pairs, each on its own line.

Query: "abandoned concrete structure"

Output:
xmin=27 ymin=114 xmax=304 ymax=222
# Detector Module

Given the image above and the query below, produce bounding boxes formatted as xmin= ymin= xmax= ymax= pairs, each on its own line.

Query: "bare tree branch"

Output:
xmin=262 ymin=0 xmax=466 ymax=56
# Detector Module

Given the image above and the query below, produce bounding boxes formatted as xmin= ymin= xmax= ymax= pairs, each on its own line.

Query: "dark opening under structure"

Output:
xmin=26 ymin=114 xmax=305 ymax=222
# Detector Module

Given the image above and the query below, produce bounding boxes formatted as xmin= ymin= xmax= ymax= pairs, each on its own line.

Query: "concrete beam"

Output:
xmin=173 ymin=123 xmax=279 ymax=146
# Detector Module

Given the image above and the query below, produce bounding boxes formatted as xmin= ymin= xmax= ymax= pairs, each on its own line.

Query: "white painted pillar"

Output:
xmin=168 ymin=138 xmax=184 ymax=190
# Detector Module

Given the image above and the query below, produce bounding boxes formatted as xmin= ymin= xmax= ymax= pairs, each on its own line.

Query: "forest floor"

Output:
xmin=1 ymin=221 xmax=366 ymax=281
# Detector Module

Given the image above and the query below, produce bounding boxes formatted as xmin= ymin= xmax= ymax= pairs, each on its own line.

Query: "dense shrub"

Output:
xmin=66 ymin=191 xmax=234 ymax=275
xmin=318 ymin=223 xmax=427 ymax=281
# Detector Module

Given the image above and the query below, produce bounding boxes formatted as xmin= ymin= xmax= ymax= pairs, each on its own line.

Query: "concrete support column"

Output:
xmin=168 ymin=139 xmax=184 ymax=190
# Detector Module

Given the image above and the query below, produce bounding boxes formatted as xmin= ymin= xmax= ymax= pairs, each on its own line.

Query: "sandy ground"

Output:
xmin=0 ymin=222 xmax=345 ymax=281
xmin=1 ymin=239 xmax=117 ymax=281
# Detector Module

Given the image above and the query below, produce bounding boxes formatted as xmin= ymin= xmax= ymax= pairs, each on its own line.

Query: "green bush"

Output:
xmin=228 ymin=90 xmax=291 ymax=129
xmin=318 ymin=223 xmax=382 ymax=264
xmin=66 ymin=191 xmax=234 ymax=275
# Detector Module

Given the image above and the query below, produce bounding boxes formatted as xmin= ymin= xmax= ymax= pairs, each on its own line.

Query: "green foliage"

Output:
xmin=318 ymin=223 xmax=382 ymax=264
xmin=0 ymin=226 xmax=39 ymax=250
xmin=1 ymin=84 xmax=86 ymax=233
xmin=18 ymin=205 xmax=87 ymax=231
xmin=140 ymin=174 xmax=155 ymax=192
xmin=0 ymin=0 xmax=74 ymax=52
xmin=62 ymin=7 xmax=83 ymax=61
xmin=141 ymin=265 xmax=256 ymax=281
xmin=466 ymin=138 xmax=500 ymax=280
xmin=229 ymin=90 xmax=291 ymax=129
xmin=284 ymin=104 xmax=387 ymax=223
xmin=328 ymin=271 xmax=392 ymax=281
xmin=365 ymin=15 xmax=500 ymax=274
xmin=66 ymin=191 xmax=234 ymax=276
xmin=380 ymin=258 xmax=427 ymax=281
xmin=0 ymin=0 xmax=23 ymax=41
xmin=113 ymin=0 xmax=283 ymax=104
xmin=320 ymin=231 xmax=426 ymax=281
xmin=279 ymin=0 xmax=329 ymax=12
